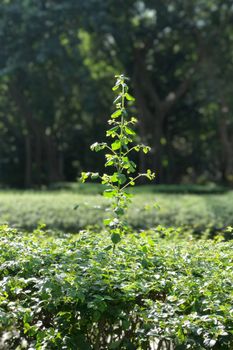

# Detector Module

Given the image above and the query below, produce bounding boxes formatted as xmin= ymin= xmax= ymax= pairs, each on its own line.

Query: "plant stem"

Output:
xmin=121 ymin=174 xmax=143 ymax=190
xmin=116 ymin=81 xmax=125 ymax=208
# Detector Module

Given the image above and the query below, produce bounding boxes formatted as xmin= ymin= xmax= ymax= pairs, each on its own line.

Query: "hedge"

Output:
xmin=0 ymin=226 xmax=232 ymax=349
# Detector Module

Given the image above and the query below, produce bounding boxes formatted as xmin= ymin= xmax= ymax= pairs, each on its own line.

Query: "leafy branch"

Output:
xmin=81 ymin=74 xmax=155 ymax=245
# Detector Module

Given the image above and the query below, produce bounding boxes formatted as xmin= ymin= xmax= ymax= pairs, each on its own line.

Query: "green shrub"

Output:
xmin=0 ymin=226 xmax=233 ymax=349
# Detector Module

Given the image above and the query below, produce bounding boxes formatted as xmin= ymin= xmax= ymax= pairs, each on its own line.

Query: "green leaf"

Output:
xmin=124 ymin=126 xmax=135 ymax=135
xmin=112 ymin=79 xmax=121 ymax=91
xmin=143 ymin=146 xmax=150 ymax=154
xmin=105 ymin=160 xmax=114 ymax=167
xmin=90 ymin=142 xmax=99 ymax=151
xmin=125 ymin=93 xmax=135 ymax=101
xmin=111 ymin=110 xmax=122 ymax=119
xmin=80 ymin=172 xmax=90 ymax=183
xmin=91 ymin=172 xmax=99 ymax=179
xmin=106 ymin=126 xmax=119 ymax=137
xmin=110 ymin=173 xmax=118 ymax=182
xmin=114 ymin=207 xmax=124 ymax=216
xmin=118 ymin=173 xmax=127 ymax=184
xmin=103 ymin=189 xmax=116 ymax=198
xmin=24 ymin=322 xmax=31 ymax=334
xmin=111 ymin=140 xmax=121 ymax=150
xmin=111 ymin=233 xmax=121 ymax=244
xmin=110 ymin=172 xmax=126 ymax=184
xmin=129 ymin=177 xmax=135 ymax=185
xmin=146 ymin=169 xmax=155 ymax=180
xmin=90 ymin=142 xmax=107 ymax=152
xmin=103 ymin=218 xmax=111 ymax=226
xmin=130 ymin=117 xmax=138 ymax=124
xmin=104 ymin=244 xmax=113 ymax=251
xmin=125 ymin=161 xmax=137 ymax=173
xmin=101 ymin=174 xmax=110 ymax=184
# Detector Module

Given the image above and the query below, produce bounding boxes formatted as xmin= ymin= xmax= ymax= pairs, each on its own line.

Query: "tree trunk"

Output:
xmin=152 ymin=119 xmax=164 ymax=183
xmin=219 ymin=104 xmax=233 ymax=185
xmin=46 ymin=135 xmax=64 ymax=183
xmin=35 ymin=133 xmax=43 ymax=185
xmin=58 ymin=151 xmax=64 ymax=181
xmin=132 ymin=45 xmax=201 ymax=184
xmin=133 ymin=52 xmax=167 ymax=183
xmin=9 ymin=77 xmax=64 ymax=186
xmin=24 ymin=133 xmax=32 ymax=187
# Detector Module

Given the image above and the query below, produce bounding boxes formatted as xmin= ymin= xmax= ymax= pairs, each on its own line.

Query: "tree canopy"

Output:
xmin=0 ymin=0 xmax=232 ymax=187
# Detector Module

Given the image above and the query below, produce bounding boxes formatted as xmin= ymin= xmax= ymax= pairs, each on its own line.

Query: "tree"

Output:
xmin=0 ymin=0 xmax=232 ymax=186
xmin=80 ymin=0 xmax=233 ymax=183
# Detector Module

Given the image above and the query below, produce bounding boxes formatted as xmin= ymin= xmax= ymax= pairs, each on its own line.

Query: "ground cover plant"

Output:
xmin=0 ymin=226 xmax=233 ymax=349
xmin=0 ymin=190 xmax=232 ymax=238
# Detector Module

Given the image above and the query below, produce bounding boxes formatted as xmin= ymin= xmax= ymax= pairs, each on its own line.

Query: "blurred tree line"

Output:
xmin=0 ymin=0 xmax=232 ymax=187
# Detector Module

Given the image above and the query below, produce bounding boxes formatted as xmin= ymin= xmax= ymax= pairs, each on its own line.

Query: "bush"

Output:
xmin=0 ymin=226 xmax=232 ymax=349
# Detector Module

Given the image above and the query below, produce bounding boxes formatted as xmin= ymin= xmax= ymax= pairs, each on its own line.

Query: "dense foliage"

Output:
xmin=0 ymin=226 xmax=232 ymax=349
xmin=0 ymin=190 xmax=232 ymax=237
xmin=0 ymin=0 xmax=233 ymax=187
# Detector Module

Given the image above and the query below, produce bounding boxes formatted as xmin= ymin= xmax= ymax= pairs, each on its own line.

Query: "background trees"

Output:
xmin=0 ymin=0 xmax=232 ymax=187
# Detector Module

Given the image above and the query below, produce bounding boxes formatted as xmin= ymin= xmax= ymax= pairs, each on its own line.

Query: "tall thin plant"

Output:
xmin=81 ymin=74 xmax=155 ymax=245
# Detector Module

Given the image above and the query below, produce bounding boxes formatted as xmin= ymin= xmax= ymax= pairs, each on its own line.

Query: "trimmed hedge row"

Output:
xmin=0 ymin=191 xmax=232 ymax=237
xmin=49 ymin=183 xmax=229 ymax=195
xmin=0 ymin=226 xmax=233 ymax=349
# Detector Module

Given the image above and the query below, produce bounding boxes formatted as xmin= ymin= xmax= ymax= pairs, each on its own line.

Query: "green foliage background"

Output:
xmin=0 ymin=3 xmax=233 ymax=347
xmin=0 ymin=0 xmax=233 ymax=187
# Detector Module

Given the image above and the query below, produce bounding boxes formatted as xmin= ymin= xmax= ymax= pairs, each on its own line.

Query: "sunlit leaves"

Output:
xmin=125 ymin=93 xmax=135 ymax=101
xmin=91 ymin=172 xmax=99 ymax=179
xmin=111 ymin=110 xmax=122 ymax=119
xmin=106 ymin=126 xmax=119 ymax=138
xmin=0 ymin=226 xmax=233 ymax=348
xmin=81 ymin=171 xmax=99 ymax=182
xmin=82 ymin=74 xmax=154 ymax=244
xmin=143 ymin=146 xmax=150 ymax=154
xmin=146 ymin=169 xmax=156 ymax=180
xmin=124 ymin=126 xmax=135 ymax=135
xmin=111 ymin=140 xmax=121 ymax=151
xmin=103 ymin=189 xmax=116 ymax=198
xmin=90 ymin=142 xmax=107 ymax=152
xmin=80 ymin=172 xmax=90 ymax=183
